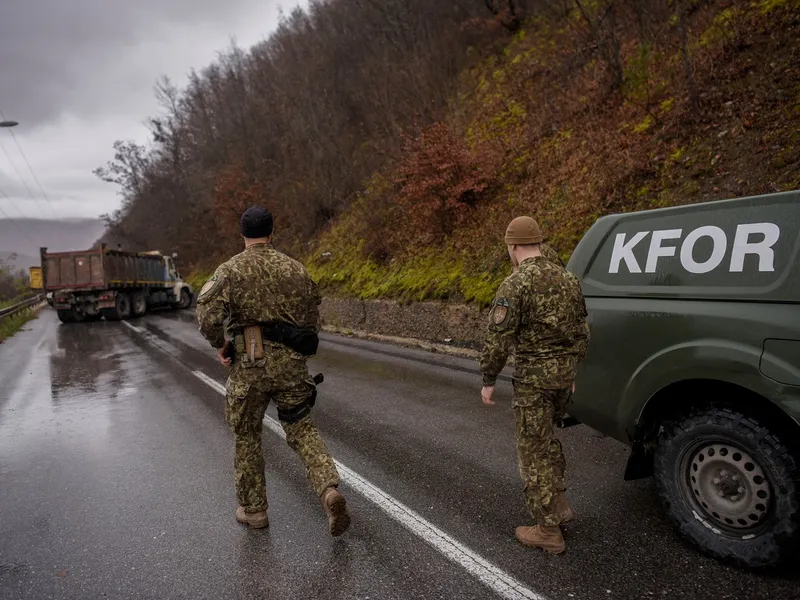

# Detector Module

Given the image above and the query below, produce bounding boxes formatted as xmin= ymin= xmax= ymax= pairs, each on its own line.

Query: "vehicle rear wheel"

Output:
xmin=654 ymin=406 xmax=800 ymax=570
xmin=101 ymin=294 xmax=132 ymax=321
xmin=56 ymin=308 xmax=76 ymax=323
xmin=131 ymin=293 xmax=147 ymax=317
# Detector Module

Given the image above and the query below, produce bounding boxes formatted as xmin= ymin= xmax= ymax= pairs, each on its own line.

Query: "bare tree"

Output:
xmin=676 ymin=0 xmax=701 ymax=118
xmin=574 ymin=0 xmax=624 ymax=90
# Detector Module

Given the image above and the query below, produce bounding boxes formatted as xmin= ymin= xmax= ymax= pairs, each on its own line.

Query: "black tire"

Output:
xmin=174 ymin=287 xmax=191 ymax=310
xmin=101 ymin=293 xmax=132 ymax=321
xmin=131 ymin=293 xmax=147 ymax=317
xmin=654 ymin=406 xmax=800 ymax=570
xmin=56 ymin=308 xmax=76 ymax=323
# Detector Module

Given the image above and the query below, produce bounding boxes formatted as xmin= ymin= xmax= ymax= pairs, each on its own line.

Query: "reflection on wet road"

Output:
xmin=1 ymin=310 xmax=798 ymax=600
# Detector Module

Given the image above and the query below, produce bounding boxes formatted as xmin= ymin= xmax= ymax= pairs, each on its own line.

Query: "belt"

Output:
xmin=234 ymin=322 xmax=320 ymax=359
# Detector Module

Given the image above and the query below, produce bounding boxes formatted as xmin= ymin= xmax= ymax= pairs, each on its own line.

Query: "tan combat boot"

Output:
xmin=515 ymin=524 xmax=565 ymax=554
xmin=556 ymin=491 xmax=575 ymax=523
xmin=235 ymin=506 xmax=269 ymax=529
xmin=322 ymin=486 xmax=351 ymax=537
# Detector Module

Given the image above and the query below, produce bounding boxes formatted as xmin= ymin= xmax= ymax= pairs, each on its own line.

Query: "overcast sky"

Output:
xmin=0 ymin=0 xmax=305 ymax=224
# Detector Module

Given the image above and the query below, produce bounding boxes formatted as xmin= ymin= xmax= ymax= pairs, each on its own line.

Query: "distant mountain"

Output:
xmin=0 ymin=218 xmax=108 ymax=259
xmin=0 ymin=252 xmax=40 ymax=272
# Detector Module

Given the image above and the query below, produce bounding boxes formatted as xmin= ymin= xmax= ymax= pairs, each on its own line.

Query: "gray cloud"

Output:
xmin=1 ymin=0 xmax=290 ymax=128
xmin=0 ymin=0 xmax=301 ymax=232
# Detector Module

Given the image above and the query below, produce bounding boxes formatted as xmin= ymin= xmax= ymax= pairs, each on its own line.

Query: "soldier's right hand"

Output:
xmin=218 ymin=341 xmax=233 ymax=367
xmin=481 ymin=385 xmax=496 ymax=406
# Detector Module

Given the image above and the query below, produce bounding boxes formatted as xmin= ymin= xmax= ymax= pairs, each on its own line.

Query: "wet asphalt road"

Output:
xmin=1 ymin=309 xmax=798 ymax=600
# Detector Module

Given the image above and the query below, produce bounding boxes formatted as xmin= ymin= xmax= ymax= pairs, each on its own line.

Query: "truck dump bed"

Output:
xmin=41 ymin=245 xmax=171 ymax=291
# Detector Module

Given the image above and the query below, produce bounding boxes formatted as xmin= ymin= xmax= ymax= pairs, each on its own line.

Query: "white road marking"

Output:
xmin=121 ymin=320 xmax=175 ymax=354
xmin=192 ymin=369 xmax=547 ymax=600
xmin=123 ymin=319 xmax=548 ymax=600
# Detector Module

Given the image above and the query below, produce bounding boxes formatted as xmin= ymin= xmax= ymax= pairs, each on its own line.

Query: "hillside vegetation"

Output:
xmin=0 ymin=257 xmax=32 ymax=306
xmin=98 ymin=0 xmax=800 ymax=307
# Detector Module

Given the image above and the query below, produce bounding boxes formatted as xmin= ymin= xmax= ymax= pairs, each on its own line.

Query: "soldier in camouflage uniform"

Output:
xmin=480 ymin=216 xmax=589 ymax=554
xmin=511 ymin=242 xmax=564 ymax=273
xmin=540 ymin=243 xmax=564 ymax=267
xmin=196 ymin=206 xmax=351 ymax=536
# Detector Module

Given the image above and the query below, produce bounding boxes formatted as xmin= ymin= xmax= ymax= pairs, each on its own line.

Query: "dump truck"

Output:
xmin=39 ymin=244 xmax=194 ymax=323
xmin=566 ymin=189 xmax=800 ymax=569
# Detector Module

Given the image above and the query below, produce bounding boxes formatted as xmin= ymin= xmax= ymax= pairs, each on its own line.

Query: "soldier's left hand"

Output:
xmin=481 ymin=385 xmax=496 ymax=405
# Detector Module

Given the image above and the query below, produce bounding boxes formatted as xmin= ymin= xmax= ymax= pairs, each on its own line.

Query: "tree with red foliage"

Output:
xmin=395 ymin=122 xmax=499 ymax=245
xmin=212 ymin=161 xmax=270 ymax=257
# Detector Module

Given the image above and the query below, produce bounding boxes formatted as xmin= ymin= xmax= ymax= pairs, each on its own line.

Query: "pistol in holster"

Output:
xmin=277 ymin=372 xmax=326 ymax=425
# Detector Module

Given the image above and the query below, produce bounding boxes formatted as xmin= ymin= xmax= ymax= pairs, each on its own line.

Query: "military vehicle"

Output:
xmin=566 ymin=190 xmax=799 ymax=569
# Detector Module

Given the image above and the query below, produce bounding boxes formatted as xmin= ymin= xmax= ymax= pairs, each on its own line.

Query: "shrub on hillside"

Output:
xmin=394 ymin=122 xmax=501 ymax=246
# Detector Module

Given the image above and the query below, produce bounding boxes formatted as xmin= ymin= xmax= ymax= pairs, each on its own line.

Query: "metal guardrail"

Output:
xmin=0 ymin=295 xmax=44 ymax=321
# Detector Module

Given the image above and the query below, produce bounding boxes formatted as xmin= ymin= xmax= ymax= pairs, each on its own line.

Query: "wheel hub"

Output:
xmin=686 ymin=442 xmax=772 ymax=531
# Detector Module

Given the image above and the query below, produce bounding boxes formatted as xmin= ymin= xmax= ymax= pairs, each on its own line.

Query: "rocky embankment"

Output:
xmin=320 ymin=297 xmax=490 ymax=357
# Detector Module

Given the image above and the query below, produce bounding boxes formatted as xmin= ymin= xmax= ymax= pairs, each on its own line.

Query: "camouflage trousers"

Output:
xmin=512 ymin=383 xmax=571 ymax=526
xmin=225 ymin=365 xmax=340 ymax=513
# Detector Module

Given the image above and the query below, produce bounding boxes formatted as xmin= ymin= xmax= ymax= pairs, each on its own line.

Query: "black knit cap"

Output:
xmin=240 ymin=205 xmax=274 ymax=238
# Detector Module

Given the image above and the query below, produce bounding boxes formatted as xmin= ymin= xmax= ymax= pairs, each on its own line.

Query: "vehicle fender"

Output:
xmin=620 ymin=339 xmax=770 ymax=439
xmin=173 ymin=281 xmax=193 ymax=299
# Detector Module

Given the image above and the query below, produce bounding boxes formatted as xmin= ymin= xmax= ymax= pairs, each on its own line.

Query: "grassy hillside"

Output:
xmin=306 ymin=0 xmax=800 ymax=308
xmin=0 ymin=307 xmax=39 ymax=344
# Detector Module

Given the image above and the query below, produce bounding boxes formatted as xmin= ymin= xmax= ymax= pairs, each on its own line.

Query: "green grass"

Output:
xmin=0 ymin=294 xmax=32 ymax=310
xmin=308 ymin=244 xmax=509 ymax=308
xmin=0 ymin=306 xmax=40 ymax=344
xmin=185 ymin=271 xmax=213 ymax=293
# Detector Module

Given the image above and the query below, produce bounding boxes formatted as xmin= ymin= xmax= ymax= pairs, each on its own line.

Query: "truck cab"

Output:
xmin=566 ymin=190 xmax=800 ymax=569
xmin=164 ymin=256 xmax=178 ymax=282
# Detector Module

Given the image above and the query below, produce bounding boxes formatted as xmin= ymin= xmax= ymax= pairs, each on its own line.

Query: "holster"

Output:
xmin=276 ymin=372 xmax=325 ymax=424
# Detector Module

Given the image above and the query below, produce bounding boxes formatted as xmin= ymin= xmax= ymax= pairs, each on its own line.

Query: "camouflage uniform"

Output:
xmin=480 ymin=256 xmax=589 ymax=526
xmin=540 ymin=243 xmax=565 ymax=268
xmin=511 ymin=243 xmax=564 ymax=274
xmin=196 ymin=243 xmax=340 ymax=514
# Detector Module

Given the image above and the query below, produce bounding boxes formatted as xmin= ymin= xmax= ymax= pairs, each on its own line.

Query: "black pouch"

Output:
xmin=263 ymin=322 xmax=319 ymax=356
xmin=283 ymin=326 xmax=319 ymax=356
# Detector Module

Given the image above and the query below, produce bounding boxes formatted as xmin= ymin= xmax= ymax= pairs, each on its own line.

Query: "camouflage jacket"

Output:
xmin=509 ymin=244 xmax=564 ymax=275
xmin=541 ymin=243 xmax=564 ymax=268
xmin=480 ymin=255 xmax=590 ymax=389
xmin=196 ymin=244 xmax=321 ymax=355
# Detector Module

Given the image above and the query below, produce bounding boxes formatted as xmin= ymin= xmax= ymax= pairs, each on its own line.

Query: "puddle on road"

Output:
xmin=0 ymin=320 xmax=153 ymax=470
xmin=50 ymin=321 xmax=125 ymax=394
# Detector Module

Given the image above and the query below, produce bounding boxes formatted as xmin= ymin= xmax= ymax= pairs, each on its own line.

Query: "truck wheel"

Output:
xmin=101 ymin=294 xmax=132 ymax=321
xmin=57 ymin=308 xmax=77 ymax=323
xmin=174 ymin=288 xmax=191 ymax=310
xmin=131 ymin=293 xmax=147 ymax=317
xmin=654 ymin=406 xmax=800 ymax=569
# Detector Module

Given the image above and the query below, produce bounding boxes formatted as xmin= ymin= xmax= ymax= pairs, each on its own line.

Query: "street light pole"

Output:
xmin=0 ymin=121 xmax=19 ymax=128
